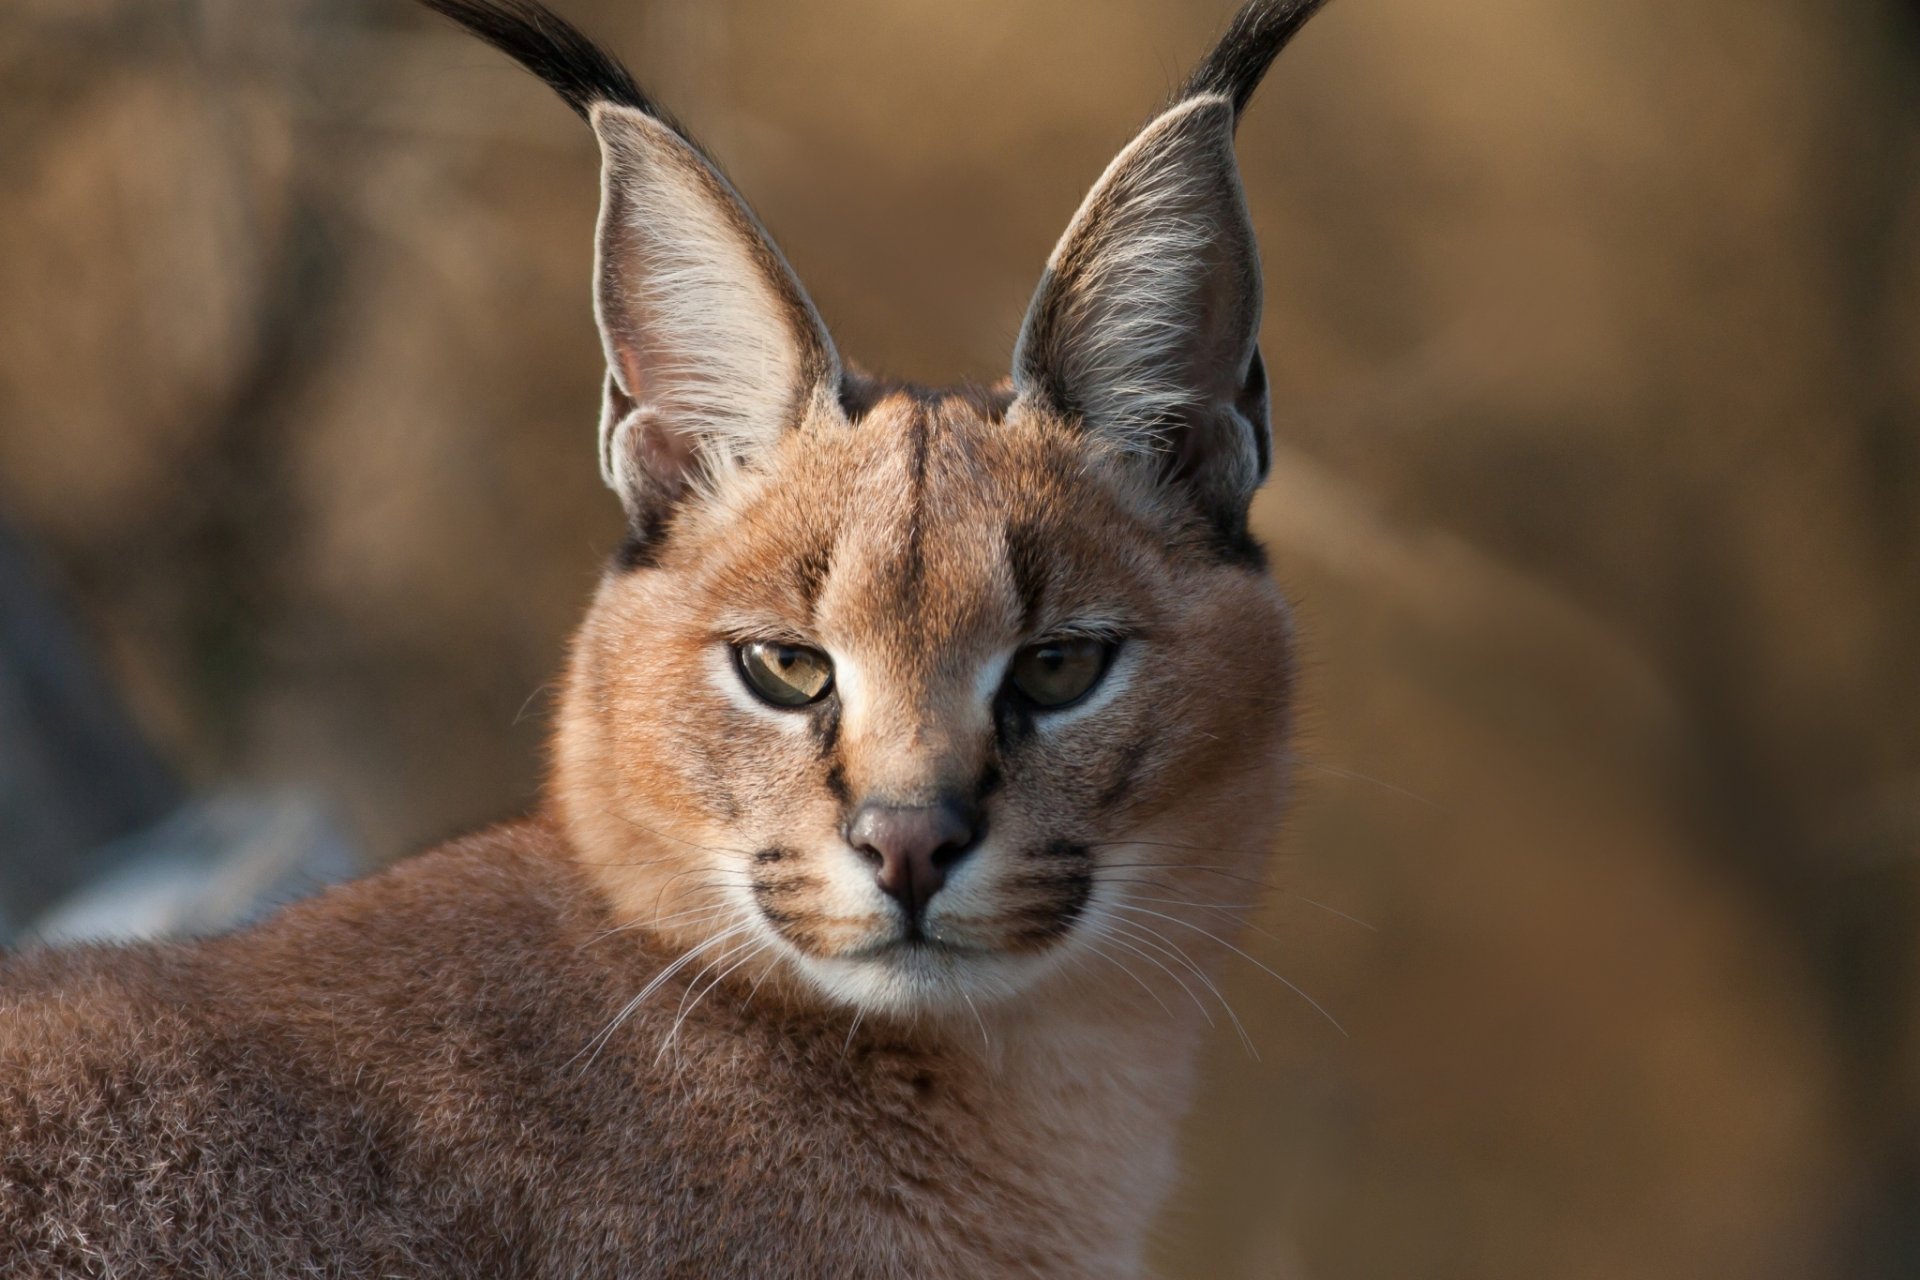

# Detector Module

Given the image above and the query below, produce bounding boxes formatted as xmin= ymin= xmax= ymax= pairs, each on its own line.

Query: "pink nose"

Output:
xmin=846 ymin=798 xmax=981 ymax=915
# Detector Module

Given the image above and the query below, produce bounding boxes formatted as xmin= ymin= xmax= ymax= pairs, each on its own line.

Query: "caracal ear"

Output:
xmin=1012 ymin=0 xmax=1331 ymax=561
xmin=1012 ymin=95 xmax=1267 ymax=553
xmin=590 ymin=104 xmax=843 ymax=542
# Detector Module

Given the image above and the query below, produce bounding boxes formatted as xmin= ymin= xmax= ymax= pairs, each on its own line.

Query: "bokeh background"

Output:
xmin=4 ymin=0 xmax=1919 ymax=1275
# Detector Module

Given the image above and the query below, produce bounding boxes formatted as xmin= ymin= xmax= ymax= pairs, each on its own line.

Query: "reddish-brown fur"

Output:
xmin=2 ymin=1 xmax=1328 ymax=1273
xmin=2 ymin=392 xmax=1293 ymax=1279
xmin=0 ymin=820 xmax=1207 ymax=1276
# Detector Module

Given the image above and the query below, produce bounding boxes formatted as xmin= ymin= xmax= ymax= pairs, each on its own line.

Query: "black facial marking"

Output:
xmin=612 ymin=507 xmax=672 ymax=572
xmin=1004 ymin=520 xmax=1049 ymax=635
xmin=1035 ymin=840 xmax=1092 ymax=866
xmin=753 ymin=873 xmax=819 ymax=899
xmin=1010 ymin=845 xmax=1092 ymax=945
xmin=1205 ymin=511 xmax=1269 ymax=571
xmin=751 ymin=860 xmax=820 ymax=933
xmin=900 ymin=409 xmax=932 ymax=608
xmin=823 ymin=760 xmax=851 ymax=807
xmin=808 ymin=696 xmax=842 ymax=756
xmin=992 ymin=692 xmax=1037 ymax=752
xmin=796 ymin=543 xmax=834 ymax=622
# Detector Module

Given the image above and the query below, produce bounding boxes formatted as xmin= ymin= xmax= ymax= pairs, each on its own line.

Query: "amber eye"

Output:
xmin=1007 ymin=638 xmax=1114 ymax=709
xmin=736 ymin=641 xmax=834 ymax=707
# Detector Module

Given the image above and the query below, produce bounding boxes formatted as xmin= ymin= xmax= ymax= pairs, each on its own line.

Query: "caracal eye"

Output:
xmin=1008 ymin=638 xmax=1114 ymax=709
xmin=736 ymin=640 xmax=834 ymax=707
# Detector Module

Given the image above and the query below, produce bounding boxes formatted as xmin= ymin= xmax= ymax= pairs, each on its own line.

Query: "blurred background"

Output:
xmin=3 ymin=0 xmax=1918 ymax=1275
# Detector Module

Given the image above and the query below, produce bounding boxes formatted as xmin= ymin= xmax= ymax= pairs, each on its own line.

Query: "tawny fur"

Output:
xmin=0 ymin=823 xmax=1197 ymax=1277
xmin=1 ymin=1 xmax=1330 ymax=1274
xmin=0 ymin=391 xmax=1293 ymax=1280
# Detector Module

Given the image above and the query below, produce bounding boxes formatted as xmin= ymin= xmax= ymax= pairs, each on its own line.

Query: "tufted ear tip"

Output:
xmin=1182 ymin=0 xmax=1335 ymax=121
xmin=416 ymin=2 xmax=841 ymax=558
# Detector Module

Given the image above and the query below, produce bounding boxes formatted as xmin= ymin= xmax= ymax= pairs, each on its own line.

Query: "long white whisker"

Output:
xmin=958 ymin=988 xmax=991 ymax=1055
xmin=1282 ymin=753 xmax=1437 ymax=808
xmin=656 ymin=937 xmax=768 ymax=1066
xmin=842 ymin=1006 xmax=868 ymax=1057
xmin=1074 ymin=935 xmax=1176 ymax=1019
xmin=570 ymin=919 xmax=757 ymax=1071
xmin=1081 ymin=918 xmax=1210 ymax=1027
xmin=1099 ymin=862 xmax=1377 ymax=931
xmin=1109 ymin=903 xmax=1346 ymax=1037
xmin=1102 ymin=916 xmax=1256 ymax=1058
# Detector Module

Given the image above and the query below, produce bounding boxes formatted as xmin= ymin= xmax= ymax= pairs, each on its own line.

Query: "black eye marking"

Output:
xmin=735 ymin=640 xmax=834 ymax=708
xmin=976 ymin=763 xmax=1003 ymax=801
xmin=993 ymin=691 xmax=1037 ymax=751
xmin=822 ymin=760 xmax=851 ymax=807
xmin=808 ymin=695 xmax=842 ymax=753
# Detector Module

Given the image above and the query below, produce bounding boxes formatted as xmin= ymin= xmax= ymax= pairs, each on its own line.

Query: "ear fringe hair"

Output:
xmin=417 ymin=0 xmax=686 ymax=134
xmin=1181 ymin=0 xmax=1333 ymax=121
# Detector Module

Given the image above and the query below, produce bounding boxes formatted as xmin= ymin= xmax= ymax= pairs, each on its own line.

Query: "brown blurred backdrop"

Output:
xmin=3 ymin=0 xmax=1919 ymax=1275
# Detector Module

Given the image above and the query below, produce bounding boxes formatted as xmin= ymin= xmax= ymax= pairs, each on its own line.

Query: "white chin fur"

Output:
xmin=786 ymin=944 xmax=1055 ymax=1017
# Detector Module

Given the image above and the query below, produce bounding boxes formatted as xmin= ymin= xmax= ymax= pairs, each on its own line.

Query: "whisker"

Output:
xmin=570 ymin=919 xmax=757 ymax=1072
xmin=1066 ymin=935 xmax=1175 ymax=1020
xmin=1099 ymin=861 xmax=1378 ymax=929
xmin=1094 ymin=838 xmax=1271 ymax=859
xmin=1284 ymin=754 xmax=1437 ymax=808
xmin=1285 ymin=894 xmax=1377 ymax=933
xmin=1106 ymin=884 xmax=1374 ymax=948
xmin=1109 ymin=903 xmax=1346 ymax=1037
xmin=657 ymin=937 xmax=768 ymax=1066
xmin=580 ymin=909 xmax=724 ymax=950
xmin=578 ymin=891 xmax=741 ymax=950
xmin=1102 ymin=915 xmax=1256 ymax=1058
xmin=842 ymin=1006 xmax=868 ymax=1057
xmin=958 ymin=989 xmax=992 ymax=1055
xmin=512 ymin=680 xmax=557 ymax=726
xmin=1080 ymin=919 xmax=1207 ymax=1027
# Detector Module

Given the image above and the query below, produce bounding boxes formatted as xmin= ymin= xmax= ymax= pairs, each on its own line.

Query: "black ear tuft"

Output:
xmin=1182 ymin=0 xmax=1333 ymax=121
xmin=416 ymin=0 xmax=673 ymax=127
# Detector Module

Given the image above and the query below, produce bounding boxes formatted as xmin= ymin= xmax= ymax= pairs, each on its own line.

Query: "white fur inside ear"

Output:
xmin=590 ymin=105 xmax=838 ymax=501
xmin=1013 ymin=94 xmax=1254 ymax=455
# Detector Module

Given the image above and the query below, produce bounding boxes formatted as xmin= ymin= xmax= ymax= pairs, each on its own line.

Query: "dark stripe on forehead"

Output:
xmin=1004 ymin=519 xmax=1049 ymax=636
xmin=795 ymin=541 xmax=834 ymax=624
xmin=899 ymin=407 xmax=932 ymax=608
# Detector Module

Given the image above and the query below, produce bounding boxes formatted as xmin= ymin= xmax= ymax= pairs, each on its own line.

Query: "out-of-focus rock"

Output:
xmin=25 ymin=791 xmax=357 ymax=946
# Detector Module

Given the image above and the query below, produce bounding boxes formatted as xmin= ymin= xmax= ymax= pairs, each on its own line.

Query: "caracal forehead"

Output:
xmin=707 ymin=390 xmax=1165 ymax=669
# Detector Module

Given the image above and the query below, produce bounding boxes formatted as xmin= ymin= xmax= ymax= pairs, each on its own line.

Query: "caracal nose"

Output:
xmin=846 ymin=796 xmax=981 ymax=915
